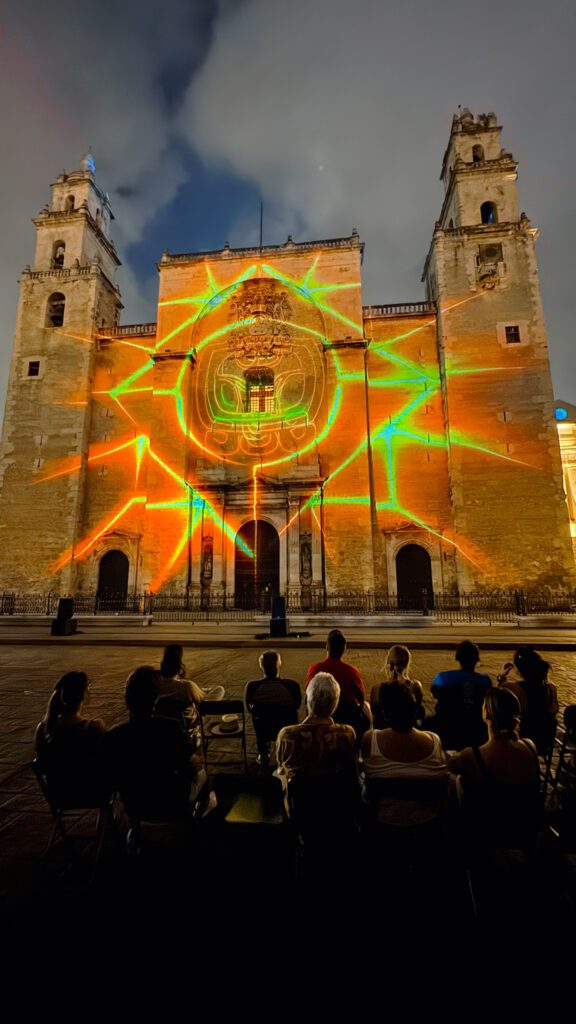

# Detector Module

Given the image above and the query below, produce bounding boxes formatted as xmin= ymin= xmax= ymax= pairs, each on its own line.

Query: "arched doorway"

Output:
xmin=97 ymin=550 xmax=129 ymax=609
xmin=396 ymin=544 xmax=434 ymax=610
xmin=235 ymin=520 xmax=280 ymax=610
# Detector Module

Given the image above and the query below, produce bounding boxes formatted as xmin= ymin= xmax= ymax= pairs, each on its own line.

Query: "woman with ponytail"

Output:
xmin=34 ymin=672 xmax=108 ymax=803
xmin=370 ymin=645 xmax=424 ymax=728
xmin=498 ymin=646 xmax=558 ymax=755
xmin=448 ymin=687 xmax=541 ymax=849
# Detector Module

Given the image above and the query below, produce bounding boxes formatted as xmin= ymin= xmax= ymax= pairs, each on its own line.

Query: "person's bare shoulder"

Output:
xmin=361 ymin=729 xmax=373 ymax=758
xmin=447 ymin=746 xmax=474 ymax=775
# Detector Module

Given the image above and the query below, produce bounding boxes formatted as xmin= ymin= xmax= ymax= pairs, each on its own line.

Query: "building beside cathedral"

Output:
xmin=0 ymin=110 xmax=574 ymax=606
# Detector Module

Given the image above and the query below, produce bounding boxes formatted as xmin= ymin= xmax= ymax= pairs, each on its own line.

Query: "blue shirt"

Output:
xmin=432 ymin=669 xmax=491 ymax=703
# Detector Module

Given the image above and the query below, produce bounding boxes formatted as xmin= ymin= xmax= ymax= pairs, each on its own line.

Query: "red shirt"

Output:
xmin=305 ymin=655 xmax=365 ymax=706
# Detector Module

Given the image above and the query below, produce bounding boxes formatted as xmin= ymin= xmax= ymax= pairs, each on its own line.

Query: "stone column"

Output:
xmin=287 ymin=496 xmax=301 ymax=607
xmin=311 ymin=498 xmax=324 ymax=603
xmin=210 ymin=492 xmax=226 ymax=606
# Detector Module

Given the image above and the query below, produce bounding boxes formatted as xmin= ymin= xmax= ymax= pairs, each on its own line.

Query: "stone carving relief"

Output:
xmin=228 ymin=282 xmax=292 ymax=363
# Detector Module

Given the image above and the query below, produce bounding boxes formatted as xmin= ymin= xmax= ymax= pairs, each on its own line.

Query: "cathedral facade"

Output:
xmin=0 ymin=110 xmax=574 ymax=606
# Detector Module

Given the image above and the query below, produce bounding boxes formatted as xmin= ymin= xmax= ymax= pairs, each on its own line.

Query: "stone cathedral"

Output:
xmin=0 ymin=110 xmax=574 ymax=607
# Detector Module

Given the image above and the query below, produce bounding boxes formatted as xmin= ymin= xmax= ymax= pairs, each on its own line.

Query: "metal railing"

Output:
xmin=2 ymin=589 xmax=576 ymax=623
xmin=98 ymin=323 xmax=157 ymax=338
xmin=363 ymin=302 xmax=435 ymax=318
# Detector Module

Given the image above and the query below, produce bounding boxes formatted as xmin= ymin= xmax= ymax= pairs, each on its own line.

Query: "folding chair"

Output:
xmin=286 ymin=772 xmax=361 ymax=883
xmin=198 ymin=699 xmax=247 ymax=771
xmin=248 ymin=701 xmax=299 ymax=766
xmin=153 ymin=696 xmax=199 ymax=747
xmin=287 ymin=771 xmax=361 ymax=842
xmin=550 ymin=705 xmax=576 ymax=796
xmin=362 ymin=776 xmax=453 ymax=862
xmin=32 ymin=757 xmax=113 ymax=883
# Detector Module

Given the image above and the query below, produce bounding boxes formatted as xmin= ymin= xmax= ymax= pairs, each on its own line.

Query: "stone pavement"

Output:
xmin=1 ymin=624 xmax=575 ymax=922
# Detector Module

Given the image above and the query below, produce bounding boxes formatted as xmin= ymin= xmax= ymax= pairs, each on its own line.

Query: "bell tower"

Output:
xmin=0 ymin=155 xmax=123 ymax=590
xmin=424 ymin=110 xmax=574 ymax=589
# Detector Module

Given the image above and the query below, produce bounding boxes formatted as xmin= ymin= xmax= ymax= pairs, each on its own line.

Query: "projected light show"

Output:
xmin=32 ymin=236 xmax=539 ymax=599
xmin=2 ymin=108 xmax=573 ymax=601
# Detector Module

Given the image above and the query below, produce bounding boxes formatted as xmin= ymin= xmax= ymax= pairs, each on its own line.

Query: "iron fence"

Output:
xmin=2 ymin=588 xmax=576 ymax=623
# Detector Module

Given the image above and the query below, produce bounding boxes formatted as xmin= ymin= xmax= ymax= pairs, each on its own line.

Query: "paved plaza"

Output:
xmin=1 ymin=622 xmax=575 ymax=922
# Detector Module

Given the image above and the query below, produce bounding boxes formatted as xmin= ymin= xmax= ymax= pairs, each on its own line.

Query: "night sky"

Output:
xmin=1 ymin=0 xmax=575 ymax=411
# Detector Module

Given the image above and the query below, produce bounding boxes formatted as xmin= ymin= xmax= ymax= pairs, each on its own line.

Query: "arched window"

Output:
xmin=65 ymin=195 xmax=75 ymax=213
xmin=51 ymin=241 xmax=65 ymax=269
xmin=472 ymin=144 xmax=484 ymax=163
xmin=46 ymin=292 xmax=65 ymax=328
xmin=480 ymin=201 xmax=497 ymax=224
xmin=245 ymin=368 xmax=274 ymax=413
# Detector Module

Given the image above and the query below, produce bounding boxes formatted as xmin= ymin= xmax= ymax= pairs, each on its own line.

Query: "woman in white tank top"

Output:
xmin=361 ymin=684 xmax=448 ymax=825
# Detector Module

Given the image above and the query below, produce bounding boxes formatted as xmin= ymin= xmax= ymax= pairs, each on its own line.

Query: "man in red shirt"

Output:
xmin=305 ymin=629 xmax=365 ymax=707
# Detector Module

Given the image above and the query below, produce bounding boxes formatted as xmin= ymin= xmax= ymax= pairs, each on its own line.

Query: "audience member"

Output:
xmin=448 ymin=687 xmax=541 ymax=850
xmin=276 ymin=672 xmax=357 ymax=785
xmin=361 ymin=684 xmax=448 ymax=825
xmin=431 ymin=640 xmax=491 ymax=749
xmin=244 ymin=651 xmax=301 ymax=766
xmin=370 ymin=644 xmax=424 ymax=728
xmin=34 ymin=672 xmax=108 ymax=805
xmin=305 ymin=629 xmax=370 ymax=741
xmin=498 ymin=646 xmax=558 ymax=754
xmin=158 ymin=644 xmax=225 ymax=718
xmin=107 ymin=666 xmax=209 ymax=823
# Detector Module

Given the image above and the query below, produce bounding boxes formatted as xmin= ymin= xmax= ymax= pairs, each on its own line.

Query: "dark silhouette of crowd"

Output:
xmin=32 ymin=631 xmax=575 ymax=906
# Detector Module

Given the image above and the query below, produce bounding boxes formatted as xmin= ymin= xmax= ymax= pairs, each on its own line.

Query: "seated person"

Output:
xmin=370 ymin=644 xmax=424 ymax=729
xmin=361 ymin=684 xmax=448 ymax=825
xmin=305 ymin=629 xmax=370 ymax=742
xmin=276 ymin=672 xmax=359 ymax=827
xmin=498 ymin=646 xmax=558 ymax=755
xmin=448 ymin=687 xmax=541 ymax=851
xmin=107 ymin=665 xmax=209 ymax=823
xmin=244 ymin=651 xmax=301 ymax=766
xmin=34 ymin=671 xmax=109 ymax=806
xmin=157 ymin=644 xmax=225 ymax=722
xmin=431 ymin=640 xmax=491 ymax=750
xmin=276 ymin=672 xmax=357 ymax=784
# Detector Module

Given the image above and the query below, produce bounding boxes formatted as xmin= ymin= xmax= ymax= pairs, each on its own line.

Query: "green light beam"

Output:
xmin=262 ymin=263 xmax=364 ymax=334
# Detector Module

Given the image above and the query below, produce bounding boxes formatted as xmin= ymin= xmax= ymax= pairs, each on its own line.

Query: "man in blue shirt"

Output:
xmin=431 ymin=641 xmax=492 ymax=750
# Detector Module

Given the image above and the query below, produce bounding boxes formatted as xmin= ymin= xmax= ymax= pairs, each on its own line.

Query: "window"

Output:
xmin=51 ymin=241 xmax=65 ymax=269
xmin=245 ymin=369 xmax=274 ymax=413
xmin=478 ymin=243 xmax=503 ymax=264
xmin=505 ymin=325 xmax=521 ymax=344
xmin=480 ymin=201 xmax=497 ymax=224
xmin=65 ymin=195 xmax=75 ymax=212
xmin=249 ymin=383 xmax=274 ymax=413
xmin=472 ymin=144 xmax=484 ymax=163
xmin=27 ymin=360 xmax=40 ymax=377
xmin=46 ymin=292 xmax=65 ymax=328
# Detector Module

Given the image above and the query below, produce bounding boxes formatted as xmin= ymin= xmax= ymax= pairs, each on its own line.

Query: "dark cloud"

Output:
xmin=181 ymin=0 xmax=576 ymax=400
xmin=1 ymin=0 xmax=575 ymax=413
xmin=115 ymin=185 xmax=138 ymax=199
xmin=0 ymin=0 xmax=223 ymax=405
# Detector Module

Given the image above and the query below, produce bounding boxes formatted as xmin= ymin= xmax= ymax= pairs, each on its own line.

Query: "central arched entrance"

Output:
xmin=97 ymin=550 xmax=129 ymax=609
xmin=396 ymin=543 xmax=434 ymax=610
xmin=235 ymin=520 xmax=280 ymax=610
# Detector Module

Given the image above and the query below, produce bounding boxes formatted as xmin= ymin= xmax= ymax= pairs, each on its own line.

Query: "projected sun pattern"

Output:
xmin=38 ymin=251 xmax=533 ymax=590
